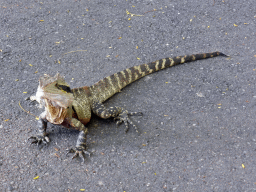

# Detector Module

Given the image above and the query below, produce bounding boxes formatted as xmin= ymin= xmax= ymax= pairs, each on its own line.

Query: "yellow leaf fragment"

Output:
xmin=142 ymin=161 xmax=146 ymax=164
xmin=190 ymin=19 xmax=192 ymax=22
xmin=86 ymin=8 xmax=89 ymax=11
xmin=136 ymin=46 xmax=138 ymax=49
xmin=54 ymin=153 xmax=60 ymax=158
xmin=58 ymin=60 xmax=61 ymax=64
xmin=217 ymin=103 xmax=222 ymax=105
xmin=242 ymin=164 xmax=245 ymax=168
xmin=142 ymin=144 xmax=146 ymax=146
xmin=132 ymin=5 xmax=135 ymax=7
xmin=55 ymin=41 xmax=60 ymax=44
xmin=244 ymin=23 xmax=249 ymax=24
xmin=106 ymin=55 xmax=110 ymax=57
xmin=207 ymin=26 xmax=210 ymax=28
xmin=39 ymin=20 xmax=44 ymax=22
xmin=36 ymin=117 xmax=39 ymax=120
xmin=126 ymin=9 xmax=143 ymax=17
xmin=128 ymin=26 xmax=131 ymax=27
xmin=234 ymin=24 xmax=238 ymax=27
xmin=23 ymin=92 xmax=27 ymax=93
xmin=49 ymin=55 xmax=52 ymax=57
xmin=128 ymin=18 xmax=131 ymax=20
xmin=15 ymin=79 xmax=19 ymax=81
xmin=154 ymin=173 xmax=157 ymax=175
xmin=33 ymin=176 xmax=39 ymax=180
xmin=4 ymin=119 xmax=9 ymax=122
xmin=35 ymin=71 xmax=38 ymax=73
xmin=80 ymin=189 xmax=85 ymax=191
xmin=136 ymin=57 xmax=140 ymax=60
xmin=29 ymin=64 xmax=33 ymax=66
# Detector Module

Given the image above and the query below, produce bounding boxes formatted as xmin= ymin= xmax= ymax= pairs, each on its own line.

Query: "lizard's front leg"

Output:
xmin=67 ymin=118 xmax=90 ymax=162
xmin=92 ymin=101 xmax=142 ymax=133
xmin=29 ymin=111 xmax=50 ymax=145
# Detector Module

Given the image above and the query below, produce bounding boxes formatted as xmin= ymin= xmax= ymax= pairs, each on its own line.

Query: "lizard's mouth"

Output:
xmin=35 ymin=86 xmax=45 ymax=108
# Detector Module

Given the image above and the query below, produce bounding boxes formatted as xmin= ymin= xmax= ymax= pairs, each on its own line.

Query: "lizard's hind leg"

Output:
xmin=92 ymin=101 xmax=143 ymax=132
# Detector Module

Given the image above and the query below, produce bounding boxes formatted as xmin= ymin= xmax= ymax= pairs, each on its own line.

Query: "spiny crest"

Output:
xmin=36 ymin=73 xmax=74 ymax=108
xmin=39 ymin=73 xmax=68 ymax=88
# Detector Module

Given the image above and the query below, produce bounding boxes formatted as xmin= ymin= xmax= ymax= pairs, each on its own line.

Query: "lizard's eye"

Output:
xmin=56 ymin=84 xmax=71 ymax=93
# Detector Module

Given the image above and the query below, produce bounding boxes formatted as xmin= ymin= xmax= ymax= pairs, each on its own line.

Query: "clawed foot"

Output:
xmin=28 ymin=135 xmax=50 ymax=145
xmin=114 ymin=110 xmax=143 ymax=133
xmin=67 ymin=147 xmax=90 ymax=163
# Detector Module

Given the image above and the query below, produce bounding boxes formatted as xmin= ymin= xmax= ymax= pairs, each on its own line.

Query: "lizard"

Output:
xmin=28 ymin=51 xmax=227 ymax=162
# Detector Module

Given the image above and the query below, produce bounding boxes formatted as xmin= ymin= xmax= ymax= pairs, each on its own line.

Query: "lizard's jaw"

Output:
xmin=35 ymin=86 xmax=45 ymax=108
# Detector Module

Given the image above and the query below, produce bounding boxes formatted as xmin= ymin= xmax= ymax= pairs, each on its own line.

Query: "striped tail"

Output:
xmin=90 ymin=51 xmax=227 ymax=102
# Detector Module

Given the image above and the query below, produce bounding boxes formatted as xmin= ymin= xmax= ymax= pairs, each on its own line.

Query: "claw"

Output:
xmin=67 ymin=147 xmax=90 ymax=162
xmin=28 ymin=135 xmax=50 ymax=146
xmin=115 ymin=120 xmax=123 ymax=126
xmin=114 ymin=110 xmax=142 ymax=133
xmin=128 ymin=112 xmax=143 ymax=116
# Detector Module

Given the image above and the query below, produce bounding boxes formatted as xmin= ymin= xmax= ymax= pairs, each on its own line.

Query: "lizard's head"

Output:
xmin=34 ymin=73 xmax=74 ymax=108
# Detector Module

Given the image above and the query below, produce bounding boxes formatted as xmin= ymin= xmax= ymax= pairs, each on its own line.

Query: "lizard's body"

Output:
xmin=29 ymin=52 xmax=227 ymax=161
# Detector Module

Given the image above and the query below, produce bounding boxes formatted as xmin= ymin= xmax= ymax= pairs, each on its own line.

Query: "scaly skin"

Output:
xmin=28 ymin=51 xmax=227 ymax=162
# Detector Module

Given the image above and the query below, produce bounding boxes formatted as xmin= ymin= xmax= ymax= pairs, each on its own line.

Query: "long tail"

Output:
xmin=90 ymin=51 xmax=227 ymax=102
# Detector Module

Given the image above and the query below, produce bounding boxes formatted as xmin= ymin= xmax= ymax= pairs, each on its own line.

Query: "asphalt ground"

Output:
xmin=1 ymin=0 xmax=256 ymax=191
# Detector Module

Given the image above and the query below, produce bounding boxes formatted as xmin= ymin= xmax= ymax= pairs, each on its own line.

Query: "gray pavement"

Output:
xmin=1 ymin=0 xmax=256 ymax=191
